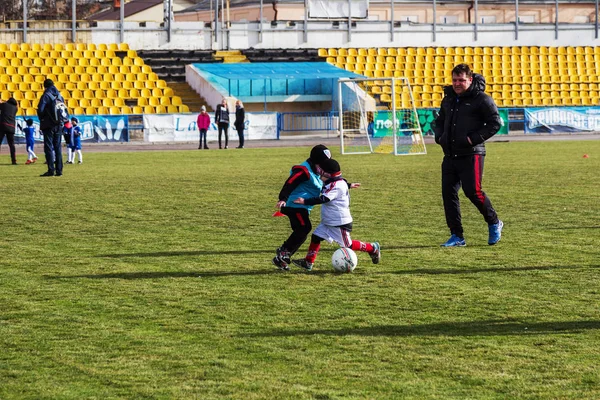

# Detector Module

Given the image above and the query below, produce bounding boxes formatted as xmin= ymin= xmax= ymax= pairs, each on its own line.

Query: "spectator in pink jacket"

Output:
xmin=197 ymin=105 xmax=211 ymax=149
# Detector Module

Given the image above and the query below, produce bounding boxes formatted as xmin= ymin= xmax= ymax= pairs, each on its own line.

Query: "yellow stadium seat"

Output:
xmin=143 ymin=105 xmax=155 ymax=114
xmin=84 ymin=107 xmax=95 ymax=115
xmin=160 ymin=97 xmax=171 ymax=106
xmin=318 ymin=48 xmax=328 ymax=57
xmin=129 ymin=88 xmax=140 ymax=98
xmin=171 ymin=96 xmax=182 ymax=106
xmin=132 ymin=106 xmax=144 ymax=114
xmin=179 ymin=105 xmax=190 ymax=113
xmin=108 ymin=106 xmax=120 ymax=115
xmin=167 ymin=105 xmax=179 ymax=113
xmin=149 ymin=97 xmax=160 ymax=106
xmin=163 ymin=88 xmax=174 ymax=97
xmin=156 ymin=105 xmax=167 ymax=114
xmin=156 ymin=80 xmax=167 ymax=89
xmin=97 ymin=106 xmax=109 ymax=114
xmin=137 ymin=97 xmax=148 ymax=106
xmin=118 ymin=43 xmax=130 ymax=50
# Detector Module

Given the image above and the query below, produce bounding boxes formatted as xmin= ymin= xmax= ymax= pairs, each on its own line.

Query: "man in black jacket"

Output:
xmin=0 ymin=97 xmax=18 ymax=165
xmin=37 ymin=78 xmax=65 ymax=177
xmin=433 ymin=64 xmax=503 ymax=247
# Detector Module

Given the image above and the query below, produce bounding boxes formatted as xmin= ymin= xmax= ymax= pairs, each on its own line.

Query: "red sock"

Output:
xmin=351 ymin=240 xmax=374 ymax=253
xmin=306 ymin=242 xmax=321 ymax=263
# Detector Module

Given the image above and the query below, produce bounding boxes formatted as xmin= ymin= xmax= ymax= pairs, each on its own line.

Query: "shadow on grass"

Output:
xmin=243 ymin=319 xmax=600 ymax=338
xmin=388 ymin=264 xmax=599 ymax=275
xmin=546 ymin=225 xmax=600 ymax=230
xmin=95 ymin=244 xmax=434 ymax=258
xmin=45 ymin=269 xmax=332 ymax=280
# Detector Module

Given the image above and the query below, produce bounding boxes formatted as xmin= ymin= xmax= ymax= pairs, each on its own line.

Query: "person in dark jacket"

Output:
xmin=215 ymin=98 xmax=230 ymax=149
xmin=433 ymin=63 xmax=503 ymax=247
xmin=37 ymin=78 xmax=65 ymax=177
xmin=272 ymin=144 xmax=331 ymax=271
xmin=234 ymin=100 xmax=245 ymax=149
xmin=0 ymin=97 xmax=18 ymax=165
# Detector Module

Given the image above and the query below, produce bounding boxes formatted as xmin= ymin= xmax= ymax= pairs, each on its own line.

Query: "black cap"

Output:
xmin=320 ymin=158 xmax=341 ymax=175
xmin=309 ymin=144 xmax=331 ymax=164
xmin=71 ymin=117 xmax=79 ymax=123
xmin=43 ymin=79 xmax=54 ymax=88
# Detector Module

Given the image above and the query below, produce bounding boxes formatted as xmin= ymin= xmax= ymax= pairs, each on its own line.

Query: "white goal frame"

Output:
xmin=337 ymin=77 xmax=426 ymax=156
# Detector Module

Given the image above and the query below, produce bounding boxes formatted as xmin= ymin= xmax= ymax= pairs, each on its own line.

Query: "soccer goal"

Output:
xmin=337 ymin=77 xmax=426 ymax=156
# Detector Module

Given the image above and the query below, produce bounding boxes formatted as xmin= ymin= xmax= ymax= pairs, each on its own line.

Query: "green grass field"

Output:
xmin=1 ymin=140 xmax=599 ymax=399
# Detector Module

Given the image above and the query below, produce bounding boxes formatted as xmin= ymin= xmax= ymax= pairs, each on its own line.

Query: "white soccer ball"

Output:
xmin=332 ymin=248 xmax=358 ymax=273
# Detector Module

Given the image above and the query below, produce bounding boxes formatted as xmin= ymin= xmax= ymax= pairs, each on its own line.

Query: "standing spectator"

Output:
xmin=433 ymin=64 xmax=503 ymax=247
xmin=37 ymin=78 xmax=65 ymax=177
xmin=234 ymin=100 xmax=245 ymax=149
xmin=215 ymin=98 xmax=230 ymax=149
xmin=22 ymin=118 xmax=38 ymax=164
xmin=0 ymin=97 xmax=18 ymax=165
xmin=197 ymin=105 xmax=210 ymax=149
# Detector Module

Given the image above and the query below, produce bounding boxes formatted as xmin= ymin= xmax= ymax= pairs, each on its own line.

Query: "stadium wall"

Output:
xmin=87 ymin=21 xmax=600 ymax=50
xmin=3 ymin=20 xmax=600 ymax=50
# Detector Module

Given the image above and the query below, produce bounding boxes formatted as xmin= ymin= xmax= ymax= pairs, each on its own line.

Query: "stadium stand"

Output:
xmin=243 ymin=48 xmax=321 ymax=63
xmin=318 ymin=46 xmax=600 ymax=108
xmin=0 ymin=43 xmax=190 ymax=116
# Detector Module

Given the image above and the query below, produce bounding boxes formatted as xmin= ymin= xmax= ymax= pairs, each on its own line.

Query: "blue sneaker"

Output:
xmin=369 ymin=242 xmax=381 ymax=264
xmin=488 ymin=220 xmax=504 ymax=245
xmin=441 ymin=234 xmax=466 ymax=247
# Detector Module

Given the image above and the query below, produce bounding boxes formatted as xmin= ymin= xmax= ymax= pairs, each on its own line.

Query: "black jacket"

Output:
xmin=433 ymin=73 xmax=501 ymax=157
xmin=235 ymin=106 xmax=245 ymax=128
xmin=0 ymin=98 xmax=18 ymax=134
xmin=37 ymin=85 xmax=65 ymax=130
xmin=215 ymin=104 xmax=230 ymax=125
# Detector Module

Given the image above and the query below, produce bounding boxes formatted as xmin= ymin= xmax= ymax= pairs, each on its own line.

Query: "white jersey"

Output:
xmin=320 ymin=178 xmax=353 ymax=226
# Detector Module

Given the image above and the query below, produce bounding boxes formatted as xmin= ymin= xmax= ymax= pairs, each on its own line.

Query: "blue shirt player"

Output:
xmin=23 ymin=119 xmax=38 ymax=165
xmin=272 ymin=144 xmax=331 ymax=271
xmin=69 ymin=117 xmax=83 ymax=164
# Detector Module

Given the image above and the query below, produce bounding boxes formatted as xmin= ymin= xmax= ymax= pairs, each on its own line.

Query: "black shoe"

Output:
xmin=219 ymin=146 xmax=222 ymax=149
xmin=11 ymin=162 xmax=17 ymax=165
xmin=55 ymin=172 xmax=63 ymax=176
xmin=204 ymin=146 xmax=209 ymax=149
xmin=292 ymin=259 xmax=314 ymax=271
xmin=40 ymin=171 xmax=54 ymax=177
xmin=276 ymin=247 xmax=291 ymax=266
xmin=236 ymin=146 xmax=244 ymax=149
xmin=224 ymin=146 xmax=228 ymax=149
xmin=272 ymin=256 xmax=290 ymax=271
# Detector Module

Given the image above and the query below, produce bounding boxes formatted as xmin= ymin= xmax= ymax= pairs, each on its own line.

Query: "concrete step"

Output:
xmin=168 ymin=82 xmax=212 ymax=113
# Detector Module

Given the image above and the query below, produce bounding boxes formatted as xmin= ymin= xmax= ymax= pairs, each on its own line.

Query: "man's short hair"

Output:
xmin=452 ymin=64 xmax=473 ymax=77
xmin=43 ymin=78 xmax=54 ymax=88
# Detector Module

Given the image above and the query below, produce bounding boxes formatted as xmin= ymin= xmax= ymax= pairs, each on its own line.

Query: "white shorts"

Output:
xmin=313 ymin=223 xmax=353 ymax=247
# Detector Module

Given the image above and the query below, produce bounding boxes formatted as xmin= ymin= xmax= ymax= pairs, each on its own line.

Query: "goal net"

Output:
xmin=337 ymin=77 xmax=426 ymax=156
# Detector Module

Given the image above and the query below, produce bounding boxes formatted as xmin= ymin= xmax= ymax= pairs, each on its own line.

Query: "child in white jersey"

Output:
xmin=291 ymin=158 xmax=380 ymax=271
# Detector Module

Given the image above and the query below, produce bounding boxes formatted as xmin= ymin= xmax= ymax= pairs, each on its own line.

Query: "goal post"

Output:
xmin=337 ymin=77 xmax=426 ymax=156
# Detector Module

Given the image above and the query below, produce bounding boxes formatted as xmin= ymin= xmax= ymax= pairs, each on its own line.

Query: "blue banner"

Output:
xmin=13 ymin=115 xmax=129 ymax=144
xmin=524 ymin=107 xmax=600 ymax=133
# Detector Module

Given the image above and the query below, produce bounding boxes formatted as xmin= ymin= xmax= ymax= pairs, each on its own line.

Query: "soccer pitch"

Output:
xmin=1 ymin=141 xmax=599 ymax=399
